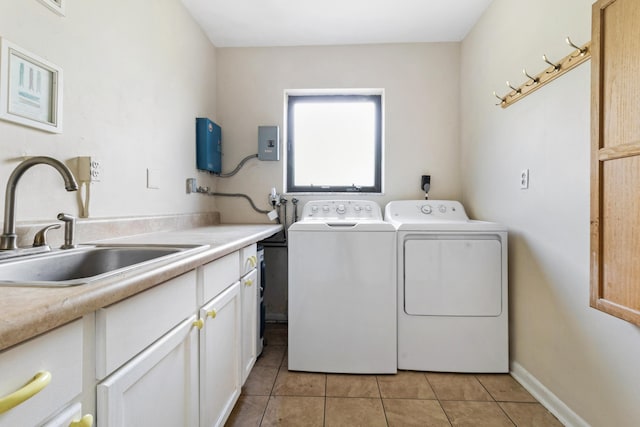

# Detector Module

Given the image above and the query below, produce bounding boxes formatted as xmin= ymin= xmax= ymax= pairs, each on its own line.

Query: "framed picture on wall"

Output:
xmin=37 ymin=0 xmax=66 ymax=16
xmin=0 ymin=38 xmax=63 ymax=133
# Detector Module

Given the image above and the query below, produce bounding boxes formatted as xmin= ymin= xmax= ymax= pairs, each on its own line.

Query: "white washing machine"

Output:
xmin=385 ymin=200 xmax=508 ymax=373
xmin=288 ymin=200 xmax=397 ymax=374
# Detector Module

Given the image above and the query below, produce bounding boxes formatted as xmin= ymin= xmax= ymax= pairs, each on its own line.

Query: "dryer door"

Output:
xmin=404 ymin=235 xmax=503 ymax=316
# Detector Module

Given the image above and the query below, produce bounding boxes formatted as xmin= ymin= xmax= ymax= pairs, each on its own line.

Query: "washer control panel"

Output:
xmin=384 ymin=200 xmax=469 ymax=222
xmin=302 ymin=200 xmax=382 ymax=220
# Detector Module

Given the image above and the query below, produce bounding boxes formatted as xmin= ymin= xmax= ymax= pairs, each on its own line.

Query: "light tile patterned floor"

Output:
xmin=225 ymin=324 xmax=562 ymax=427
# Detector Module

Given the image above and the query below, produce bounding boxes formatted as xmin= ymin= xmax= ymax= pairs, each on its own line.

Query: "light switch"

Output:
xmin=147 ymin=168 xmax=160 ymax=189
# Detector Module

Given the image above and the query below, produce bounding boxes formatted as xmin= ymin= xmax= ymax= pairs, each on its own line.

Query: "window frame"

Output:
xmin=285 ymin=93 xmax=383 ymax=194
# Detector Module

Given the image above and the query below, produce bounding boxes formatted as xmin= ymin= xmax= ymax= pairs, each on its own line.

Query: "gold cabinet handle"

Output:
xmin=69 ymin=414 xmax=94 ymax=427
xmin=244 ymin=279 xmax=254 ymax=286
xmin=247 ymin=255 xmax=257 ymax=268
xmin=207 ymin=309 xmax=217 ymax=319
xmin=192 ymin=318 xmax=205 ymax=330
xmin=0 ymin=371 xmax=52 ymax=414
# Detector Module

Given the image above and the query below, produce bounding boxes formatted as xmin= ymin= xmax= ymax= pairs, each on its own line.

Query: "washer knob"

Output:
xmin=439 ymin=205 xmax=447 ymax=213
xmin=311 ymin=206 xmax=318 ymax=213
xmin=337 ymin=204 xmax=346 ymax=214
xmin=421 ymin=205 xmax=432 ymax=214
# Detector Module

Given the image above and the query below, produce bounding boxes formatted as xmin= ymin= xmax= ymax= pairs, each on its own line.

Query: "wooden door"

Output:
xmin=591 ymin=0 xmax=640 ymax=324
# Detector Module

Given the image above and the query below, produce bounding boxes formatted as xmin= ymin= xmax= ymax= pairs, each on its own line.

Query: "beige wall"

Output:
xmin=214 ymin=43 xmax=461 ymax=223
xmin=0 ymin=0 xmax=218 ymax=223
xmin=461 ymin=0 xmax=640 ymax=425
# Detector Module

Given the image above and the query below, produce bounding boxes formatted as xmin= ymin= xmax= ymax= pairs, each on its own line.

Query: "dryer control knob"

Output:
xmin=365 ymin=205 xmax=372 ymax=211
xmin=311 ymin=206 xmax=319 ymax=213
xmin=354 ymin=205 xmax=362 ymax=212
xmin=421 ymin=205 xmax=432 ymax=214
xmin=322 ymin=205 xmax=330 ymax=212
xmin=336 ymin=204 xmax=346 ymax=214
xmin=439 ymin=205 xmax=447 ymax=213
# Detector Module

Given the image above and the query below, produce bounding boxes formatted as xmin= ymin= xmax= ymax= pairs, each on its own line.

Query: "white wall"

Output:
xmin=461 ymin=0 xmax=640 ymax=425
xmin=214 ymin=43 xmax=461 ymax=223
xmin=0 ymin=0 xmax=218 ymax=223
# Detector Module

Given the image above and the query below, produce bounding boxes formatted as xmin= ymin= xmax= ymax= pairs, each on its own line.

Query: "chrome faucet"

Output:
xmin=0 ymin=156 xmax=78 ymax=251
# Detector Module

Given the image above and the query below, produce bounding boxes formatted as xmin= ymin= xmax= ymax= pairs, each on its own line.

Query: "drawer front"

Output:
xmin=202 ymin=251 xmax=240 ymax=304
xmin=0 ymin=320 xmax=83 ymax=427
xmin=239 ymin=244 xmax=257 ymax=277
xmin=96 ymin=271 xmax=196 ymax=379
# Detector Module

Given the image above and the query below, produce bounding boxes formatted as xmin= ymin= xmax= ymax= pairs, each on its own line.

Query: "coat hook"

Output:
xmin=493 ymin=91 xmax=506 ymax=106
xmin=566 ymin=36 xmax=588 ymax=56
xmin=522 ymin=68 xmax=539 ymax=85
xmin=542 ymin=54 xmax=560 ymax=72
xmin=506 ymin=81 xmax=521 ymax=94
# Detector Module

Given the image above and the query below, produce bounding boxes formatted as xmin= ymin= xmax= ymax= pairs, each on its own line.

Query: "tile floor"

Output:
xmin=226 ymin=324 xmax=562 ymax=427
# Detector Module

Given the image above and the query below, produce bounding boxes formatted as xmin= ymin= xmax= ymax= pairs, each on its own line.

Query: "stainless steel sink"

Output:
xmin=0 ymin=244 xmax=207 ymax=287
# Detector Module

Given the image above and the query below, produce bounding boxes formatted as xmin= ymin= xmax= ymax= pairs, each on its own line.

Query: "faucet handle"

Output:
xmin=57 ymin=213 xmax=77 ymax=249
xmin=33 ymin=223 xmax=62 ymax=247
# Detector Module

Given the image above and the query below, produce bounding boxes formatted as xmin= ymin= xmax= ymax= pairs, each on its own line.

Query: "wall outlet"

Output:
xmin=421 ymin=175 xmax=431 ymax=193
xmin=520 ymin=169 xmax=529 ymax=189
xmin=77 ymin=156 xmax=101 ymax=182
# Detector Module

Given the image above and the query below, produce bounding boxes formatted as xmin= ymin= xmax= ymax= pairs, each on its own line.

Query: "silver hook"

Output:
xmin=566 ymin=36 xmax=587 ymax=56
xmin=522 ymin=68 xmax=539 ymax=85
xmin=506 ymin=81 xmax=521 ymax=94
xmin=493 ymin=91 xmax=506 ymax=106
xmin=542 ymin=54 xmax=560 ymax=72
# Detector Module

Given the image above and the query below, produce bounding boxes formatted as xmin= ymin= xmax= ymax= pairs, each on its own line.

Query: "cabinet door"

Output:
xmin=591 ymin=0 xmax=640 ymax=325
xmin=199 ymin=282 xmax=241 ymax=427
xmin=97 ymin=316 xmax=199 ymax=427
xmin=240 ymin=269 xmax=258 ymax=383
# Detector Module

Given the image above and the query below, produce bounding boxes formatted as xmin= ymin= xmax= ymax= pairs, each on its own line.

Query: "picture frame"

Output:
xmin=0 ymin=38 xmax=63 ymax=133
xmin=37 ymin=0 xmax=66 ymax=17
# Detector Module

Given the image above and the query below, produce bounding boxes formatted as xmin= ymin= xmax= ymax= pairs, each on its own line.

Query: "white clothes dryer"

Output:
xmin=288 ymin=200 xmax=397 ymax=374
xmin=385 ymin=200 xmax=508 ymax=373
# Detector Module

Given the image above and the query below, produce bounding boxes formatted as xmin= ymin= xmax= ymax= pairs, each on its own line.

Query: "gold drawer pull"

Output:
xmin=69 ymin=414 xmax=94 ymax=427
xmin=0 ymin=371 xmax=52 ymax=414
xmin=207 ymin=309 xmax=217 ymax=319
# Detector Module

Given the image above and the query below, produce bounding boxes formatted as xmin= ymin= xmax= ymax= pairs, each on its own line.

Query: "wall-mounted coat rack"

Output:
xmin=493 ymin=37 xmax=591 ymax=108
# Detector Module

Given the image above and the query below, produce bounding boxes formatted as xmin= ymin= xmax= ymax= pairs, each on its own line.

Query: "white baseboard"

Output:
xmin=510 ymin=362 xmax=590 ymax=427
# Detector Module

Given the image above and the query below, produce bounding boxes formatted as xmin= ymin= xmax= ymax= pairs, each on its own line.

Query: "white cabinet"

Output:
xmin=95 ymin=272 xmax=198 ymax=427
xmin=238 ymin=244 xmax=258 ymax=384
xmin=240 ymin=269 xmax=258 ymax=383
xmin=97 ymin=315 xmax=200 ymax=427
xmin=0 ymin=320 xmax=90 ymax=427
xmin=96 ymin=271 xmax=197 ymax=379
xmin=0 ymin=242 xmax=264 ymax=427
xmin=199 ymin=282 xmax=241 ymax=427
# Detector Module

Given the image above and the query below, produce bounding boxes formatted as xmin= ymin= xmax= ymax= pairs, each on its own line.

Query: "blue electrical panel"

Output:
xmin=196 ymin=118 xmax=222 ymax=174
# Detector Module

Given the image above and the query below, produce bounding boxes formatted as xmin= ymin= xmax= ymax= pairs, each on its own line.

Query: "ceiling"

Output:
xmin=181 ymin=0 xmax=493 ymax=48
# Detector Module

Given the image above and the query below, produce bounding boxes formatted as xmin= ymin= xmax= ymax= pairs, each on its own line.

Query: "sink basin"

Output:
xmin=0 ymin=244 xmax=207 ymax=287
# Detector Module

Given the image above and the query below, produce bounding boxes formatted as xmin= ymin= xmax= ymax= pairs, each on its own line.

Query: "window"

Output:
xmin=286 ymin=93 xmax=382 ymax=193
